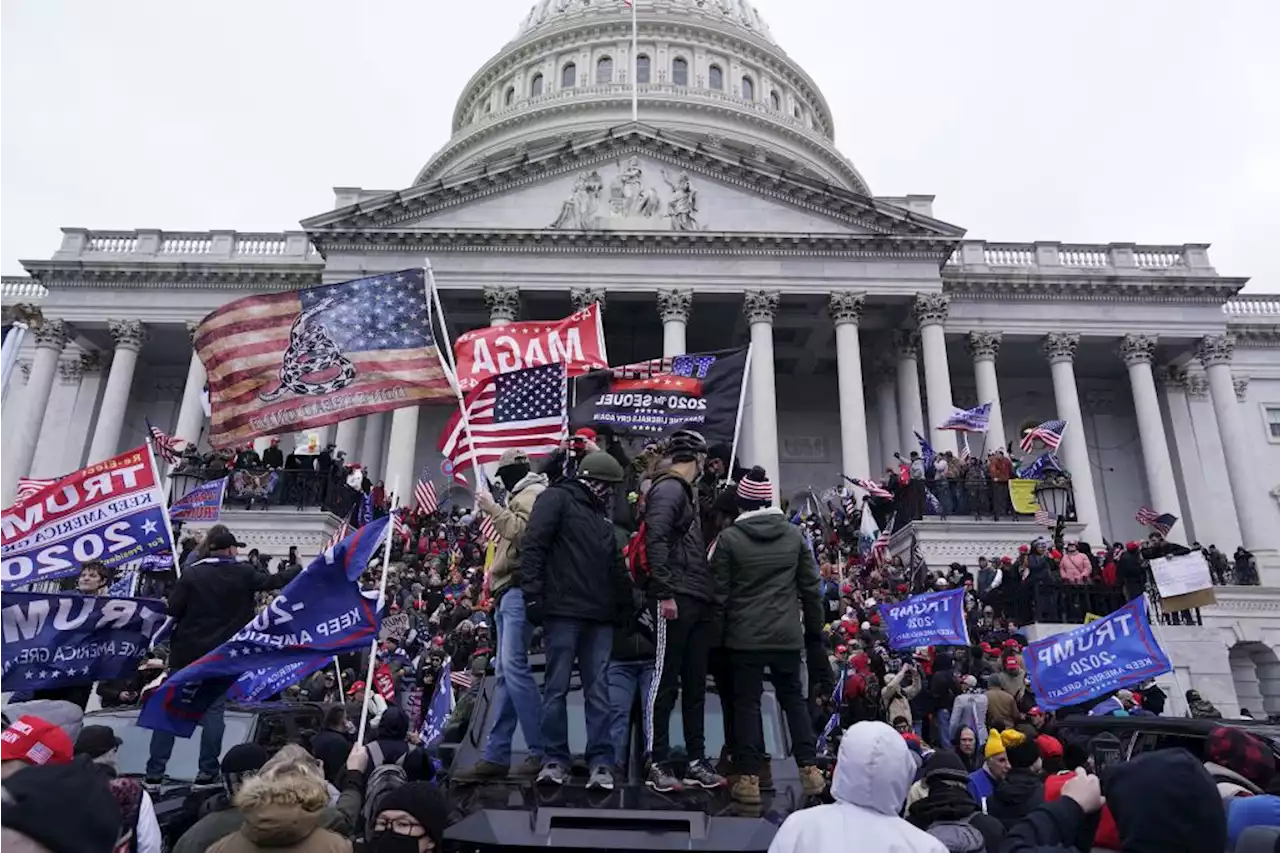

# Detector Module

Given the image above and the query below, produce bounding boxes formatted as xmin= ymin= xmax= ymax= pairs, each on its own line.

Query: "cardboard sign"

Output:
xmin=1151 ymin=552 xmax=1216 ymax=611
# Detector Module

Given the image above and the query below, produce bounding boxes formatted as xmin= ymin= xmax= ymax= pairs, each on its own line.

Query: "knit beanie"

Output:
xmin=1 ymin=756 xmax=121 ymax=853
xmin=984 ymin=729 xmax=1007 ymax=760
xmin=375 ymin=782 xmax=448 ymax=844
xmin=736 ymin=466 xmax=773 ymax=510
xmin=1001 ymin=728 xmax=1041 ymax=769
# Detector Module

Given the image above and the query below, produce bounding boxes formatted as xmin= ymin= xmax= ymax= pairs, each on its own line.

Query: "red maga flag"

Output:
xmin=452 ymin=304 xmax=607 ymax=391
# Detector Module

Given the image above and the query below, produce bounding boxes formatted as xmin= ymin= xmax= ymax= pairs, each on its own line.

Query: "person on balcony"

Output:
xmin=261 ymin=437 xmax=283 ymax=469
xmin=906 ymin=451 xmax=927 ymax=520
xmin=987 ymin=450 xmax=1014 ymax=519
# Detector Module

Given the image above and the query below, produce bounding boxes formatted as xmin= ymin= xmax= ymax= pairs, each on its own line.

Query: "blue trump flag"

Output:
xmin=939 ymin=402 xmax=991 ymax=433
xmin=1025 ymin=596 xmax=1171 ymax=711
xmin=2 ymin=592 xmax=169 ymax=691
xmin=170 ymin=477 xmax=227 ymax=522
xmin=879 ymin=587 xmax=969 ymax=650
xmin=419 ymin=658 xmax=455 ymax=748
xmin=139 ymin=516 xmax=390 ymax=737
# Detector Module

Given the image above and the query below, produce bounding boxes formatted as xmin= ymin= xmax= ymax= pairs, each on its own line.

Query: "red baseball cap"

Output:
xmin=574 ymin=427 xmax=598 ymax=442
xmin=0 ymin=716 xmax=74 ymax=767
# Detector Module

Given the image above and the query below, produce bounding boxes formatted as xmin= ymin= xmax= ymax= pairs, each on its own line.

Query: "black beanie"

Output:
xmin=2 ymin=756 xmax=121 ymax=853
xmin=220 ymin=742 xmax=269 ymax=775
xmin=376 ymin=782 xmax=448 ymax=842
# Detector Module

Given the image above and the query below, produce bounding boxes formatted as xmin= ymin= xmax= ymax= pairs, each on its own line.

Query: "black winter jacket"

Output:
xmin=641 ymin=474 xmax=713 ymax=603
xmin=520 ymin=480 xmax=631 ymax=623
xmin=166 ymin=556 xmax=300 ymax=671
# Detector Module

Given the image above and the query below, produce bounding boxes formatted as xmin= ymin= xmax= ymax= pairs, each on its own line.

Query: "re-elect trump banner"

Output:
xmin=453 ymin=303 xmax=608 ymax=391
xmin=139 ymin=516 xmax=390 ymax=737
xmin=879 ymin=587 xmax=969 ymax=650
xmin=1 ymin=592 xmax=168 ymax=691
xmin=1025 ymin=597 xmax=1172 ymax=711
xmin=1 ymin=447 xmax=175 ymax=589
xmin=170 ymin=477 xmax=227 ymax=522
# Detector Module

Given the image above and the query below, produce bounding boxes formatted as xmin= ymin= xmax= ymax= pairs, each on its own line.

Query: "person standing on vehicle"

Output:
xmin=709 ymin=467 xmax=826 ymax=804
xmin=520 ymin=452 xmax=632 ymax=789
xmin=642 ymin=430 xmax=724 ymax=792
xmin=144 ymin=527 xmax=301 ymax=787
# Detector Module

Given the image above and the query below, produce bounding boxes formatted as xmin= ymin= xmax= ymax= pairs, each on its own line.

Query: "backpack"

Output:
xmin=362 ymin=741 xmax=408 ymax=840
xmin=926 ymin=816 xmax=987 ymax=853
xmin=624 ymin=521 xmax=651 ymax=585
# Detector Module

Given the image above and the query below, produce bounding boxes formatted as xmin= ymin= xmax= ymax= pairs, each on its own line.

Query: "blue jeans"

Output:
xmin=607 ymin=659 xmax=654 ymax=768
xmin=934 ymin=707 xmax=953 ymax=750
xmin=484 ymin=588 xmax=543 ymax=764
xmin=146 ymin=683 xmax=230 ymax=778
xmin=542 ymin=617 xmax=613 ymax=768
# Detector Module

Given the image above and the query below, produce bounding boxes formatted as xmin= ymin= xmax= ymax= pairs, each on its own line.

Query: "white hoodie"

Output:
xmin=768 ymin=721 xmax=947 ymax=853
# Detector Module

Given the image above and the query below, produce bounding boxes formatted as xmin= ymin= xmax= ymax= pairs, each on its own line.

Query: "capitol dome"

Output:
xmin=414 ymin=0 xmax=869 ymax=194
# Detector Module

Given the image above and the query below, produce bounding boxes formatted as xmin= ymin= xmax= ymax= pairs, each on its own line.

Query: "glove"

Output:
xmin=525 ymin=598 xmax=546 ymax=626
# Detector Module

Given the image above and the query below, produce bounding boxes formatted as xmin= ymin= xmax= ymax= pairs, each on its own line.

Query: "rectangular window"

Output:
xmin=1264 ymin=404 xmax=1280 ymax=443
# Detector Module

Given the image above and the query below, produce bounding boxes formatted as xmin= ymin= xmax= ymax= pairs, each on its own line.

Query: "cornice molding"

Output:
xmin=21 ymin=262 xmax=322 ymax=290
xmin=944 ymin=275 xmax=1241 ymax=305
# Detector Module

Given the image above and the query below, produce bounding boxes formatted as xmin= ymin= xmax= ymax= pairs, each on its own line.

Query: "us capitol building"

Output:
xmin=4 ymin=0 xmax=1280 ymax=715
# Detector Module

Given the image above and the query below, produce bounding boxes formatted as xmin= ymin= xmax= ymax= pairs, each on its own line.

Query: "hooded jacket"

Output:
xmin=204 ymin=767 xmax=351 ymax=853
xmin=642 ymin=473 xmax=714 ymax=603
xmin=710 ymin=507 xmax=823 ymax=651
xmin=767 ymin=721 xmax=947 ymax=853
xmin=483 ymin=471 xmax=548 ymax=597
xmin=986 ymin=768 xmax=1045 ymax=829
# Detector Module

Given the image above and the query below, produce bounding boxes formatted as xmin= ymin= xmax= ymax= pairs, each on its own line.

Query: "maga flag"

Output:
xmin=572 ymin=347 xmax=747 ymax=446
xmin=452 ymin=303 xmax=608 ymax=391
xmin=194 ymin=269 xmax=454 ymax=449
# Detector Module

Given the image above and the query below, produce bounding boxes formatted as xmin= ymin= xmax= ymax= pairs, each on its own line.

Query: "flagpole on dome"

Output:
xmin=424 ymin=260 xmax=485 ymax=495
xmin=356 ymin=478 xmax=399 ymax=745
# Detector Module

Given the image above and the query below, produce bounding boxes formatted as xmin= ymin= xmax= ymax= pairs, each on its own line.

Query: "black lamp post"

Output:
xmin=1035 ymin=475 xmax=1072 ymax=552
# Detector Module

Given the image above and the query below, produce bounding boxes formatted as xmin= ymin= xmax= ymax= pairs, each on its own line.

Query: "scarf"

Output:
xmin=578 ymin=478 xmax=615 ymax=515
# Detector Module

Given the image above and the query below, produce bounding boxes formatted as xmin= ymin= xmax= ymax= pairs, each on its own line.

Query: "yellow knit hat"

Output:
xmin=984 ymin=728 xmax=1007 ymax=759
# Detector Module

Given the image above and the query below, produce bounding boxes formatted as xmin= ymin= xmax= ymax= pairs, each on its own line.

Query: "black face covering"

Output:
xmin=497 ymin=463 xmax=530 ymax=491
xmin=369 ymin=830 xmax=422 ymax=853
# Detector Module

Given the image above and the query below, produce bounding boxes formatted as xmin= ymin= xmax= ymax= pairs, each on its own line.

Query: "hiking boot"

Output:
xmin=536 ymin=762 xmax=569 ymax=786
xmin=645 ymin=763 xmax=683 ymax=792
xmin=142 ymin=775 xmax=164 ymax=793
xmin=800 ymin=764 xmax=826 ymax=797
xmin=511 ymin=755 xmax=542 ymax=778
xmin=193 ymin=771 xmax=221 ymax=787
xmin=453 ymin=759 xmax=509 ymax=783
xmin=731 ymin=773 xmax=761 ymax=805
xmin=683 ymin=758 xmax=727 ymax=789
xmin=586 ymin=765 xmax=616 ymax=791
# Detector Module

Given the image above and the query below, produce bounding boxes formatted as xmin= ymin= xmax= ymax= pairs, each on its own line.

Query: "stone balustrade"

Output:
xmin=946 ymin=240 xmax=1213 ymax=274
xmin=1224 ymin=295 xmax=1280 ymax=316
xmin=54 ymin=228 xmax=315 ymax=262
xmin=1 ymin=277 xmax=49 ymax=300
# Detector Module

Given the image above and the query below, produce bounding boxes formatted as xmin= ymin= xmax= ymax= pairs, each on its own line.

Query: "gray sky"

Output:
xmin=3 ymin=0 xmax=1277 ymax=290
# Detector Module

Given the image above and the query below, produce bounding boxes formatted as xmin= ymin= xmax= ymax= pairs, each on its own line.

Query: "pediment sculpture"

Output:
xmin=549 ymin=157 xmax=703 ymax=231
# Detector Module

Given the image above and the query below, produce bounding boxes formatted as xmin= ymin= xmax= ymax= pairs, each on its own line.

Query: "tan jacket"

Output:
xmin=881 ymin=666 xmax=922 ymax=726
xmin=486 ymin=472 xmax=548 ymax=597
xmin=985 ymin=685 xmax=1022 ymax=729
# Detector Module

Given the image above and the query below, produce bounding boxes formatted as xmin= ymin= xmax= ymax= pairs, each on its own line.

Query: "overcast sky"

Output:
xmin=3 ymin=0 xmax=1277 ymax=290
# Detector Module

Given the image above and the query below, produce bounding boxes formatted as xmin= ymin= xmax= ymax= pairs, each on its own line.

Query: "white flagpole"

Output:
xmin=728 ymin=342 xmax=753 ymax=478
xmin=630 ymin=0 xmax=639 ymax=122
xmin=143 ymin=442 xmax=182 ymax=595
xmin=332 ymin=658 xmax=344 ymax=702
xmin=356 ymin=480 xmax=398 ymax=744
xmin=424 ymin=261 xmax=485 ymax=495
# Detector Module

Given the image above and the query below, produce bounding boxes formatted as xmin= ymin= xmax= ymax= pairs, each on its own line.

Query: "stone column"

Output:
xmin=383 ymin=407 xmax=420 ymax=498
xmin=894 ymin=331 xmax=925 ymax=456
xmin=830 ymin=291 xmax=870 ymax=479
xmin=2 ymin=320 xmax=68 ymax=503
xmin=64 ymin=353 xmax=105 ymax=472
xmin=360 ymin=412 xmax=389 ymax=478
xmin=334 ymin=418 xmax=365 ymax=460
xmin=1119 ymin=334 xmax=1185 ymax=538
xmin=966 ymin=332 xmax=1007 ymax=451
xmin=31 ymin=358 xmax=84 ymax=477
xmin=657 ymin=289 xmax=692 ymax=358
xmin=1043 ymin=332 xmax=1101 ymax=540
xmin=172 ymin=322 xmax=208 ymax=452
xmin=570 ymin=287 xmax=606 ymax=312
xmin=1184 ymin=373 xmax=1243 ymax=548
xmin=743 ymin=290 xmax=781 ymax=499
xmin=873 ymin=362 xmax=900 ymax=468
xmin=1198 ymin=336 xmax=1266 ymax=551
xmin=88 ymin=320 xmax=147 ymax=464
xmin=1160 ymin=368 xmax=1210 ymax=545
xmin=483 ymin=285 xmax=519 ymax=327
xmin=914 ymin=293 xmax=957 ymax=454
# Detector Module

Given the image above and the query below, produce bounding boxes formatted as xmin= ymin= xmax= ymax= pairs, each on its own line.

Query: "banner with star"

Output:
xmin=1 ymin=592 xmax=169 ymax=691
xmin=138 ymin=516 xmax=390 ymax=737
xmin=2 ymin=445 xmax=176 ymax=590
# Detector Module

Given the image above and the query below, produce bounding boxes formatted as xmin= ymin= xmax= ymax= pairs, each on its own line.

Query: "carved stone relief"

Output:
xmin=549 ymin=157 xmax=704 ymax=231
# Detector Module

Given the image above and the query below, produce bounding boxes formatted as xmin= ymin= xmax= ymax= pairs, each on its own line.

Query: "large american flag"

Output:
xmin=1135 ymin=506 xmax=1178 ymax=536
xmin=146 ymin=417 xmax=184 ymax=464
xmin=1020 ymin=419 xmax=1067 ymax=453
xmin=848 ymin=477 xmax=893 ymax=500
xmin=415 ymin=470 xmax=438 ymax=515
xmin=438 ymin=363 xmax=567 ymax=476
xmin=193 ymin=269 xmax=454 ymax=449
xmin=15 ymin=477 xmax=58 ymax=502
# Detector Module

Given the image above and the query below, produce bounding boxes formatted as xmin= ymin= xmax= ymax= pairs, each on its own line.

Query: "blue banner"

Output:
xmin=1025 ymin=597 xmax=1172 ymax=711
xmin=419 ymin=658 xmax=455 ymax=748
xmin=1 ymin=592 xmax=169 ymax=691
xmin=879 ymin=587 xmax=969 ymax=650
xmin=139 ymin=516 xmax=390 ymax=736
xmin=170 ymin=477 xmax=227 ymax=522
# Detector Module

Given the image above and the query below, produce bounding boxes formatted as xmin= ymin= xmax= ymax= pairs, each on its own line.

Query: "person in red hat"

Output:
xmin=0 ymin=716 xmax=74 ymax=778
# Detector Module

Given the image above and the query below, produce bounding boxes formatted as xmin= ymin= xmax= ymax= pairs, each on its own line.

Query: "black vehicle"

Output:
xmin=1055 ymin=714 xmax=1280 ymax=768
xmin=84 ymin=701 xmax=333 ymax=846
xmin=442 ymin=657 xmax=818 ymax=852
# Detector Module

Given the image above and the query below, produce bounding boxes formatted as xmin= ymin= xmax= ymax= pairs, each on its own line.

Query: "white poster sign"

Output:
xmin=1151 ymin=551 xmax=1213 ymax=598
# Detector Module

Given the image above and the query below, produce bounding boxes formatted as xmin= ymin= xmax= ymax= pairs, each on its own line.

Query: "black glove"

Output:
xmin=525 ymin=598 xmax=545 ymax=626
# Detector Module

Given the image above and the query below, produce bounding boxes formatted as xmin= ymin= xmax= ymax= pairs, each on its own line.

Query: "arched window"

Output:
xmin=709 ymin=64 xmax=723 ymax=90
xmin=636 ymin=54 xmax=651 ymax=84
xmin=504 ymin=86 xmax=515 ymax=106
xmin=741 ymin=76 xmax=754 ymax=100
xmin=561 ymin=62 xmax=577 ymax=88
xmin=793 ymin=104 xmax=801 ymax=119
xmin=596 ymin=56 xmax=613 ymax=84
xmin=672 ymin=57 xmax=688 ymax=86
xmin=769 ymin=89 xmax=780 ymax=111
xmin=530 ymin=73 xmax=544 ymax=96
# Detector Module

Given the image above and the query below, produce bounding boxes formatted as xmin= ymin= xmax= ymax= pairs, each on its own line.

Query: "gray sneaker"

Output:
xmin=586 ymin=765 xmax=615 ymax=791
xmin=537 ymin=762 xmax=569 ymax=786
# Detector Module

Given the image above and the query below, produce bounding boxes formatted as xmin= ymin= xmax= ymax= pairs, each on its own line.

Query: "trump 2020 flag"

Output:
xmin=139 ymin=516 xmax=391 ymax=736
xmin=1025 ymin=596 xmax=1171 ymax=711
xmin=2 ymin=446 xmax=175 ymax=590
xmin=939 ymin=402 xmax=991 ymax=433
xmin=879 ymin=588 xmax=969 ymax=650
xmin=420 ymin=658 xmax=455 ymax=748
xmin=170 ymin=477 xmax=228 ymax=522
xmin=194 ymin=269 xmax=455 ymax=450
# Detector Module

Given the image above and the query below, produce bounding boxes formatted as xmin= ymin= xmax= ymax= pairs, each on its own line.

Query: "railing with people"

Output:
xmin=168 ymin=460 xmax=365 ymax=520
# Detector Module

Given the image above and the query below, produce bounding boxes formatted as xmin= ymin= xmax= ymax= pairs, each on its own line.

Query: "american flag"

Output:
xmin=1135 ymin=507 xmax=1178 ymax=536
xmin=323 ymin=515 xmax=351 ymax=552
xmin=146 ymin=417 xmax=184 ymax=464
xmin=450 ymin=668 xmax=476 ymax=691
xmin=939 ymin=402 xmax=992 ymax=433
xmin=848 ymin=477 xmax=892 ymax=500
xmin=478 ymin=513 xmax=498 ymax=544
xmin=15 ymin=477 xmax=58 ymax=502
xmin=871 ymin=514 xmax=894 ymax=565
xmin=1020 ymin=419 xmax=1067 ymax=453
xmin=438 ymin=363 xmax=567 ymax=476
xmin=193 ymin=269 xmax=454 ymax=449
xmin=415 ymin=470 xmax=438 ymax=515
xmin=1034 ymin=509 xmax=1052 ymax=526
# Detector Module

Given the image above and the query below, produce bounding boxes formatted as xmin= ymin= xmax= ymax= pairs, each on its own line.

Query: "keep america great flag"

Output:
xmin=195 ymin=269 xmax=454 ymax=449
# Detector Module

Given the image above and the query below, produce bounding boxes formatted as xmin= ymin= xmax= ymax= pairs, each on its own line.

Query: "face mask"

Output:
xmin=369 ymin=831 xmax=423 ymax=853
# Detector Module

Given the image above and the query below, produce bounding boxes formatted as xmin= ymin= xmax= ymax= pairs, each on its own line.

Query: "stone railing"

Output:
xmin=1224 ymin=295 xmax=1280 ymax=317
xmin=1 ymin=277 xmax=49 ymax=300
xmin=945 ymin=240 xmax=1212 ymax=273
xmin=54 ymin=228 xmax=316 ymax=263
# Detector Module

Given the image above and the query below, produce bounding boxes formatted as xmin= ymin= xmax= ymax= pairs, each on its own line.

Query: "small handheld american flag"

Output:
xmin=415 ymin=469 xmax=438 ymax=515
xmin=146 ymin=417 xmax=184 ymax=464
xmin=1020 ymin=419 xmax=1066 ymax=453
xmin=1135 ymin=506 xmax=1177 ymax=537
xmin=478 ymin=514 xmax=498 ymax=544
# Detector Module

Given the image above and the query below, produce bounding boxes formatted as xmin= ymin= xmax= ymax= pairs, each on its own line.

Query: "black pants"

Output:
xmin=650 ymin=595 xmax=712 ymax=765
xmin=707 ymin=647 xmax=735 ymax=761
xmin=729 ymin=649 xmax=815 ymax=775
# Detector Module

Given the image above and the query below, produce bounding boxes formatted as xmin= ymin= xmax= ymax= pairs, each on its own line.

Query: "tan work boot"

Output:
xmin=800 ymin=765 xmax=826 ymax=798
xmin=731 ymin=773 xmax=761 ymax=805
